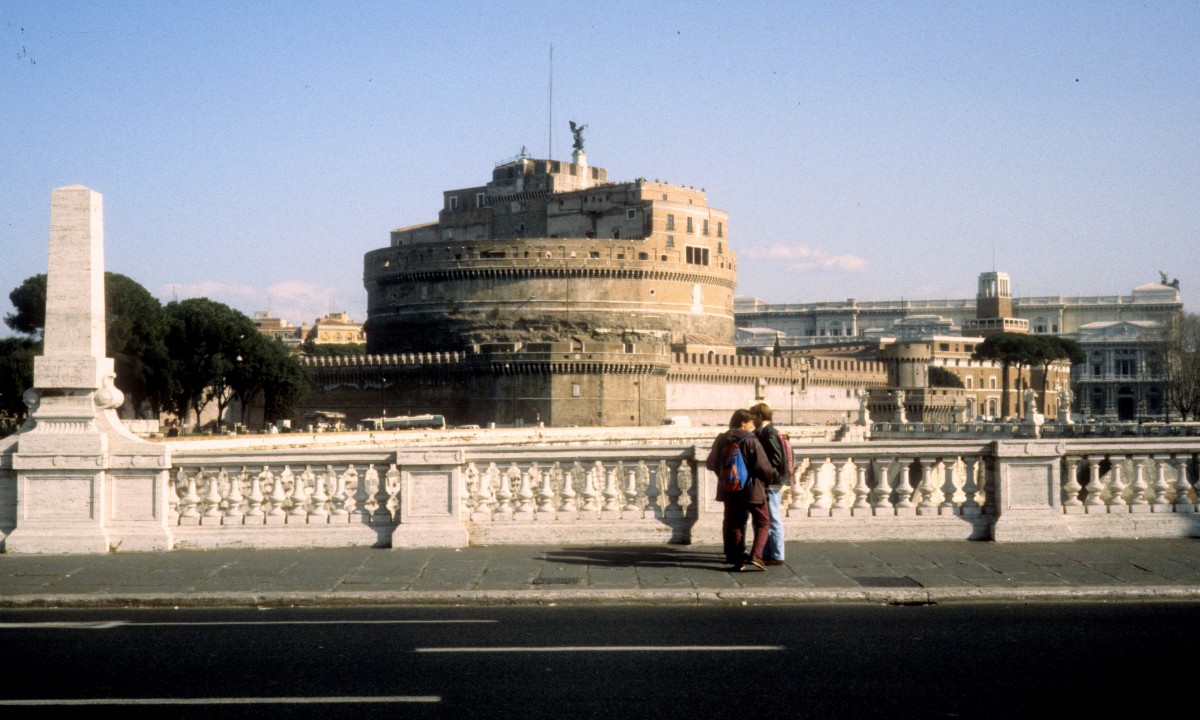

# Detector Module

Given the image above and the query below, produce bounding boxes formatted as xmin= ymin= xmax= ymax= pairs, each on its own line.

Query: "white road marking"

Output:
xmin=417 ymin=645 xmax=784 ymax=653
xmin=0 ymin=619 xmax=495 ymax=629
xmin=0 ymin=697 xmax=440 ymax=706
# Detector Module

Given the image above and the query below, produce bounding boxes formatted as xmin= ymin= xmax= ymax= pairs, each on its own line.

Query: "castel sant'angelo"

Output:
xmin=301 ymin=131 xmax=882 ymax=427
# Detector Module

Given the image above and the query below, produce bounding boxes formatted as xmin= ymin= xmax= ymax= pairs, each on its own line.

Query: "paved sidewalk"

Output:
xmin=4 ymin=539 xmax=1200 ymax=607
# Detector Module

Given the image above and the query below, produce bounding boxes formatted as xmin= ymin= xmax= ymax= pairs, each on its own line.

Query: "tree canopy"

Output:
xmin=1162 ymin=312 xmax=1200 ymax=421
xmin=2 ymin=273 xmax=308 ymax=432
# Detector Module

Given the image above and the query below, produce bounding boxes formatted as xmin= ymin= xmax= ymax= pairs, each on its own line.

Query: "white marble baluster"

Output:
xmin=308 ymin=466 xmax=329 ymax=522
xmin=961 ymin=457 xmax=981 ymax=516
xmin=871 ymin=458 xmax=894 ymax=514
xmin=288 ymin=466 xmax=309 ymax=519
xmin=365 ymin=465 xmax=387 ymax=523
xmin=203 ymin=469 xmax=224 ymax=520
xmin=385 ymin=465 xmax=401 ymax=518
xmin=330 ymin=465 xmax=348 ymax=519
xmin=224 ymin=468 xmax=246 ymax=523
xmin=515 ymin=464 xmax=536 ymax=518
xmin=462 ymin=463 xmax=479 ymax=516
xmin=473 ymin=463 xmax=498 ymax=520
xmin=939 ymin=458 xmax=960 ymax=515
xmin=1105 ymin=457 xmax=1126 ymax=511
xmin=646 ymin=461 xmax=666 ymax=518
xmin=246 ymin=467 xmax=267 ymax=520
xmin=1174 ymin=455 xmax=1194 ymax=512
xmin=537 ymin=463 xmax=558 ymax=514
xmin=342 ymin=465 xmax=364 ymax=522
xmin=623 ymin=467 xmax=640 ymax=513
xmin=830 ymin=458 xmax=853 ymax=517
xmin=494 ymin=464 xmax=516 ymax=518
xmin=168 ymin=468 xmax=182 ymax=522
xmin=602 ymin=466 xmax=621 ymax=513
xmin=915 ymin=458 xmax=938 ymax=515
xmin=558 ymin=462 xmax=579 ymax=515
xmin=267 ymin=467 xmax=289 ymax=519
xmin=664 ymin=461 xmax=682 ymax=516
xmin=851 ymin=462 xmax=871 ymax=515
xmin=894 ymin=459 xmax=916 ymax=514
xmin=1083 ymin=457 xmax=1105 ymax=512
xmin=1061 ymin=457 xmax=1083 ymax=511
xmin=676 ymin=462 xmax=694 ymax=516
xmin=1151 ymin=457 xmax=1172 ymax=512
xmin=1128 ymin=457 xmax=1150 ymax=512
xmin=179 ymin=469 xmax=202 ymax=522
xmin=580 ymin=465 xmax=600 ymax=515
xmin=789 ymin=459 xmax=813 ymax=513
xmin=808 ymin=458 xmax=832 ymax=516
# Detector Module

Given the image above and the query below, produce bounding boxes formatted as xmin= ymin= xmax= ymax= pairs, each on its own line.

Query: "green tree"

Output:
xmin=1029 ymin=335 xmax=1085 ymax=399
xmin=164 ymin=298 xmax=259 ymax=429
xmin=5 ymin=273 xmax=170 ymax=417
xmin=229 ymin=333 xmax=309 ymax=425
xmin=928 ymin=366 xmax=964 ymax=388
xmin=302 ymin=341 xmax=367 ymax=357
xmin=5 ymin=274 xmax=47 ymax=337
xmin=261 ymin=342 xmax=310 ymax=425
xmin=0 ymin=337 xmax=38 ymax=434
xmin=1162 ymin=312 xmax=1200 ymax=421
xmin=974 ymin=333 xmax=1038 ymax=418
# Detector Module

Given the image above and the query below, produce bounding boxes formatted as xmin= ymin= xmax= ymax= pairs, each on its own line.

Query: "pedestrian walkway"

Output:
xmin=3 ymin=540 xmax=1200 ymax=607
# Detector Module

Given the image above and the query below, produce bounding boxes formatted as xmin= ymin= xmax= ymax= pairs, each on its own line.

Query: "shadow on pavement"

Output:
xmin=542 ymin=545 xmax=733 ymax=572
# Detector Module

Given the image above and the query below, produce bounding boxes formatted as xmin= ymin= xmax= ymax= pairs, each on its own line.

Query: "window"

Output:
xmin=703 ymin=219 xmax=709 ymax=236
xmin=965 ymin=377 xmax=974 ymax=389
xmin=989 ymin=378 xmax=997 ymax=390
xmin=627 ymin=209 xmax=637 ymax=219
xmin=667 ymin=214 xmax=675 ymax=231
xmin=476 ymin=193 xmax=486 ymax=208
xmin=939 ymin=343 xmax=950 ymax=352
xmin=686 ymin=217 xmax=694 ymax=233
xmin=448 ymin=196 xmax=458 ymax=211
xmin=685 ymin=246 xmax=710 ymax=266
xmin=666 ymin=236 xmax=675 ymax=248
xmin=717 ymin=222 xmax=723 ymax=238
xmin=589 ymin=251 xmax=600 ymax=259
xmin=572 ymin=383 xmax=581 ymax=397
xmin=1116 ymin=359 xmax=1137 ymax=376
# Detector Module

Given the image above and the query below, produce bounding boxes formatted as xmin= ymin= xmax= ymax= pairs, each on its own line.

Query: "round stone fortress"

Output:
xmin=363 ymin=152 xmax=736 ymax=353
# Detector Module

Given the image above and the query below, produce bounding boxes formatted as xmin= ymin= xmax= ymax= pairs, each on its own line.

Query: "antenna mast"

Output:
xmin=547 ymin=43 xmax=554 ymax=159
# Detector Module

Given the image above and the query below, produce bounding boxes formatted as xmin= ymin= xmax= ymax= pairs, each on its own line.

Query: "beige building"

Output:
xmin=302 ymin=312 xmax=366 ymax=346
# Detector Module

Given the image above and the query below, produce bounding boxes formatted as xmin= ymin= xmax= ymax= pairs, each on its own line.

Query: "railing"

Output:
xmin=7 ymin=429 xmax=1200 ymax=550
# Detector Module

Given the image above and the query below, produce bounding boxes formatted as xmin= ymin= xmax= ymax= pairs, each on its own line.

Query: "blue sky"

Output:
xmin=2 ymin=1 xmax=1198 ymax=333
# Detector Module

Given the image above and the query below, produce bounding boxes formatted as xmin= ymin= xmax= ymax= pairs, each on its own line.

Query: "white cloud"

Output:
xmin=158 ymin=280 xmax=355 ymax=327
xmin=739 ymin=243 xmax=867 ymax=273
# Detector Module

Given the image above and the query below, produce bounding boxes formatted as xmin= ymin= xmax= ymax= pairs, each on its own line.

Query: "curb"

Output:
xmin=4 ymin=586 xmax=1200 ymax=609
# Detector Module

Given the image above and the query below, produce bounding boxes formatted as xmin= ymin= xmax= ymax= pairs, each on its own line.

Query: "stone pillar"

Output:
xmin=990 ymin=440 xmax=1072 ymax=542
xmin=2 ymin=186 xmax=172 ymax=553
xmin=688 ymin=443 xmax=723 ymax=544
xmin=390 ymin=448 xmax=469 ymax=547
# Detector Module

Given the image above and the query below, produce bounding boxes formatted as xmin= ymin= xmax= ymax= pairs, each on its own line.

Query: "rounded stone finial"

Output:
xmin=94 ymin=373 xmax=125 ymax=410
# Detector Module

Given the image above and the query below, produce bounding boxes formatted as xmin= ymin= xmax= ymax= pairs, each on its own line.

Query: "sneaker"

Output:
xmin=738 ymin=557 xmax=766 ymax=572
xmin=763 ymin=559 xmax=785 ymax=566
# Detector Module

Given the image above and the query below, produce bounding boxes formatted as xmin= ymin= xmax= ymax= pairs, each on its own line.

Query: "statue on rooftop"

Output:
xmin=569 ymin=120 xmax=587 ymax=151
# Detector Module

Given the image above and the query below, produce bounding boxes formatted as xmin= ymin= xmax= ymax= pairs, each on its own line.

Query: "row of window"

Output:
xmin=665 ymin=214 xmax=722 ymax=237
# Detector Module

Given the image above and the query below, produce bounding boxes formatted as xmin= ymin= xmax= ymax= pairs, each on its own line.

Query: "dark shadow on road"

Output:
xmin=542 ymin=545 xmax=733 ymax=572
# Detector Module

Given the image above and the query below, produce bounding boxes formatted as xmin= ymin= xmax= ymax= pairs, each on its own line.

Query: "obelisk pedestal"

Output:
xmin=3 ymin=186 xmax=172 ymax=553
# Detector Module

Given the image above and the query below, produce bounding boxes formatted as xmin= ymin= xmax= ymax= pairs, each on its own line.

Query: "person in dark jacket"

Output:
xmin=751 ymin=402 xmax=789 ymax=565
xmin=706 ymin=408 xmax=776 ymax=571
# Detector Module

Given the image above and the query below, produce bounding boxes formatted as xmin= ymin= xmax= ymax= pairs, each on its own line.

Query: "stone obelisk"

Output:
xmin=2 ymin=186 xmax=172 ymax=553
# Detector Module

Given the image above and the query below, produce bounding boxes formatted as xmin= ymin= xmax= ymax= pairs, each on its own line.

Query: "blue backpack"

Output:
xmin=718 ymin=435 xmax=755 ymax=492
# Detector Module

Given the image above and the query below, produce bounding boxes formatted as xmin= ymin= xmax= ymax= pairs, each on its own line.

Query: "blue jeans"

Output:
xmin=764 ymin=485 xmax=785 ymax=561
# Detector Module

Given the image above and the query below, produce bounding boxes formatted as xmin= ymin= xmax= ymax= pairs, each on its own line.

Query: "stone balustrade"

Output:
xmin=4 ymin=428 xmax=1200 ymax=551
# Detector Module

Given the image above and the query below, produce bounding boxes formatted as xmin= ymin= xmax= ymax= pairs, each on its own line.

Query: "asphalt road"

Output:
xmin=0 ymin=603 xmax=1193 ymax=719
